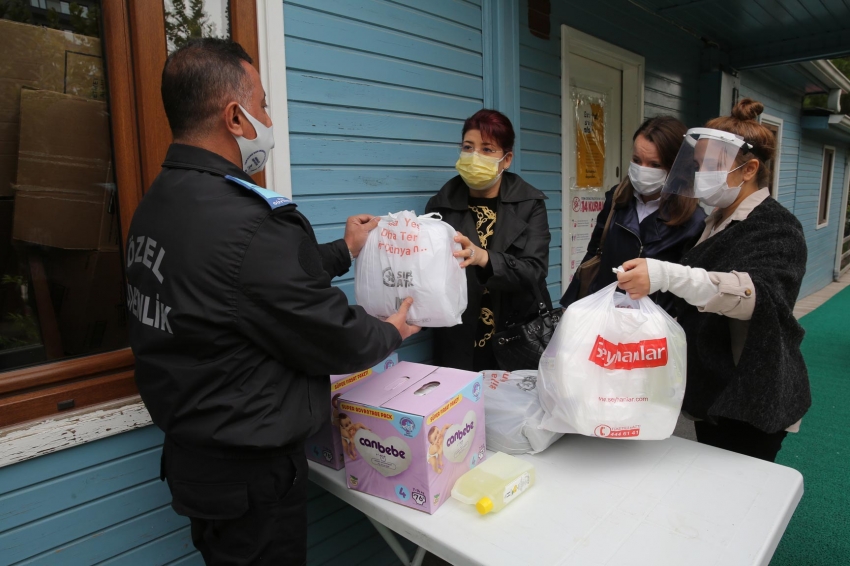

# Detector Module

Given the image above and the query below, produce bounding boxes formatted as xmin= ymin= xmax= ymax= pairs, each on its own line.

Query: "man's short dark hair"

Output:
xmin=161 ymin=38 xmax=254 ymax=139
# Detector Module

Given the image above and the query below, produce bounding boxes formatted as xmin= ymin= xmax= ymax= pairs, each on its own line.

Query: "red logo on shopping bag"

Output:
xmin=594 ymin=424 xmax=641 ymax=438
xmin=589 ymin=336 xmax=668 ymax=370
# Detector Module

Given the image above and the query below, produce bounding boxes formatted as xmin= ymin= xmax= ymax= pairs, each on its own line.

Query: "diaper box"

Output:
xmin=339 ymin=362 xmax=486 ymax=514
xmin=306 ymin=354 xmax=398 ymax=469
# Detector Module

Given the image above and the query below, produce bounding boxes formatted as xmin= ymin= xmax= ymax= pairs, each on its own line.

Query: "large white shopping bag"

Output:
xmin=355 ymin=211 xmax=467 ymax=327
xmin=538 ymin=282 xmax=686 ymax=440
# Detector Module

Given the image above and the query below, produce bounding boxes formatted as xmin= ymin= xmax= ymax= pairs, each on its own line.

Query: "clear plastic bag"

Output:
xmin=483 ymin=370 xmax=563 ymax=454
xmin=538 ymin=282 xmax=686 ymax=440
xmin=355 ymin=211 xmax=467 ymax=327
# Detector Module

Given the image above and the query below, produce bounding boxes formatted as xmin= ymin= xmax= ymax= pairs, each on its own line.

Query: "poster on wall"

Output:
xmin=573 ymin=89 xmax=606 ymax=189
xmin=567 ymin=189 xmax=606 ymax=283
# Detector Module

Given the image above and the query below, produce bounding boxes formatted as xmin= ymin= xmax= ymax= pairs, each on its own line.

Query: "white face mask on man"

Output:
xmin=628 ymin=162 xmax=667 ymax=195
xmin=693 ymin=162 xmax=747 ymax=208
xmin=233 ymin=104 xmax=275 ymax=175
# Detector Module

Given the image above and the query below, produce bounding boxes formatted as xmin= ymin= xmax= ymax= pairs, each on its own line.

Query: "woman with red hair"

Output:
xmin=426 ymin=109 xmax=552 ymax=371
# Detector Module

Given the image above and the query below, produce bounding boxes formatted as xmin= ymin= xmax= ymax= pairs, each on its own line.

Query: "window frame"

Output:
xmin=0 ymin=0 xmax=261 ymax=429
xmin=818 ymin=145 xmax=836 ymax=230
xmin=759 ymin=113 xmax=783 ymax=199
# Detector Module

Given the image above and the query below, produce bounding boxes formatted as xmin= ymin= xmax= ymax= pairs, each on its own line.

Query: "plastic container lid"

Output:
xmin=476 ymin=497 xmax=494 ymax=515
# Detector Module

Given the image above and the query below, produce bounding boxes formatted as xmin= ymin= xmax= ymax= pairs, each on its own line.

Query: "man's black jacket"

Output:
xmin=126 ymin=144 xmax=401 ymax=453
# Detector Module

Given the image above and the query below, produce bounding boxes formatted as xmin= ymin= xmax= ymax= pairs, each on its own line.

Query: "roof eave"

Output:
xmin=796 ymin=60 xmax=850 ymax=93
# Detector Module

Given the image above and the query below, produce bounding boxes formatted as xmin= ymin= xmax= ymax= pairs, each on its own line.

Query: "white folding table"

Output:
xmin=308 ymin=435 xmax=803 ymax=566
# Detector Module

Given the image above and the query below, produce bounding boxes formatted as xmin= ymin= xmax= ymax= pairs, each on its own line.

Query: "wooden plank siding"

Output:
xmin=0 ymin=426 xmax=201 ymax=566
xmin=794 ymin=137 xmax=848 ymax=297
xmin=517 ymin=0 xmax=705 ymax=297
xmin=284 ymin=0 xmax=486 ymax=366
xmin=0 ymin=424 xmax=413 ymax=566
xmin=739 ymin=71 xmax=850 ymax=298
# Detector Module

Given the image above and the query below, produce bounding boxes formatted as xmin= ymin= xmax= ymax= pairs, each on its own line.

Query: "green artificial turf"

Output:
xmin=771 ymin=286 xmax=850 ymax=565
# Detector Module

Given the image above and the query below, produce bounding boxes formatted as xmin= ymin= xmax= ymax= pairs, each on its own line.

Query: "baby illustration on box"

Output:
xmin=427 ymin=424 xmax=452 ymax=474
xmin=339 ymin=413 xmax=370 ymax=460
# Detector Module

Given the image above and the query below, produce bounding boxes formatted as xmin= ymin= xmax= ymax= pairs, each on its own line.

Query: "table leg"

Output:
xmin=366 ymin=516 xmax=427 ymax=566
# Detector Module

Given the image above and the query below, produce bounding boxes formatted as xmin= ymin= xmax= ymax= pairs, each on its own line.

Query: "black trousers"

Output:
xmin=694 ymin=417 xmax=788 ymax=462
xmin=161 ymin=438 xmax=308 ymax=566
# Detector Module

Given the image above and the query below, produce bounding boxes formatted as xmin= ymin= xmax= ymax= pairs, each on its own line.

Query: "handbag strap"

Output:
xmin=596 ymin=180 xmax=626 ymax=257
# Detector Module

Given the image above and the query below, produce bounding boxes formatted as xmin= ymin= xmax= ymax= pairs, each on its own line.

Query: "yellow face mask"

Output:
xmin=455 ymin=152 xmax=507 ymax=191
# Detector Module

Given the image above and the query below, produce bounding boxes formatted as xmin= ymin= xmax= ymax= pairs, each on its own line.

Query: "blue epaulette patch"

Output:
xmin=225 ymin=175 xmax=296 ymax=209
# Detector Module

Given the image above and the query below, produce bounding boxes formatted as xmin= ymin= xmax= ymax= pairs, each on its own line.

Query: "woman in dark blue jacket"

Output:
xmin=560 ymin=116 xmax=706 ymax=315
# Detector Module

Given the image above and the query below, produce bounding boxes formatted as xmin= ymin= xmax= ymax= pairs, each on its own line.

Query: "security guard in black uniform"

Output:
xmin=126 ymin=39 xmax=420 ymax=565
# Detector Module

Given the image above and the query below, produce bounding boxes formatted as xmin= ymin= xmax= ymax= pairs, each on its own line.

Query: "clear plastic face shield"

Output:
xmin=662 ymin=127 xmax=753 ymax=200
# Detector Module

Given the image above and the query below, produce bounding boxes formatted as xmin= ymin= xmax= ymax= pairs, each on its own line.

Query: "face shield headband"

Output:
xmin=661 ymin=127 xmax=754 ymax=200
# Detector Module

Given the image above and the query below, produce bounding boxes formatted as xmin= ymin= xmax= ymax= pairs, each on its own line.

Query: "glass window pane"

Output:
xmin=164 ymin=0 xmax=231 ymax=54
xmin=1 ymin=1 xmax=127 ymax=372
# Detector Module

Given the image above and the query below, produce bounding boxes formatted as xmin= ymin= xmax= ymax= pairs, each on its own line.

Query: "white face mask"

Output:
xmin=628 ymin=162 xmax=667 ymax=195
xmin=234 ymin=104 xmax=275 ymax=175
xmin=694 ymin=162 xmax=746 ymax=208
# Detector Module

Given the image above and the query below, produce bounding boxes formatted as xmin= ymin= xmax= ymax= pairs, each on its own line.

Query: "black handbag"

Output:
xmin=492 ymin=278 xmax=563 ymax=371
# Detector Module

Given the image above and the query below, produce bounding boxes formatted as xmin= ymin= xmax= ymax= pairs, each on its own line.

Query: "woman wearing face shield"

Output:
xmin=425 ymin=109 xmax=552 ymax=371
xmin=560 ymin=116 xmax=707 ymax=315
xmin=616 ymin=99 xmax=810 ymax=462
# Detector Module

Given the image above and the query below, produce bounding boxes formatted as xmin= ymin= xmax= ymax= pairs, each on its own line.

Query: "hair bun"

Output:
xmin=731 ymin=98 xmax=764 ymax=121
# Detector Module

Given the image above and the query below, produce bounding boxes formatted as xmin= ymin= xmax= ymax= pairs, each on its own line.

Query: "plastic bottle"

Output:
xmin=450 ymin=452 xmax=535 ymax=515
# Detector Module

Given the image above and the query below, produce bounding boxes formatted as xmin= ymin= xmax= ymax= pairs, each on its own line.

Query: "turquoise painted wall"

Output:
xmin=740 ymin=70 xmax=850 ymax=297
xmin=284 ymin=0 xmax=486 ymax=364
xmin=0 ymin=427 xmax=200 ymax=566
xmin=794 ymin=135 xmax=848 ymax=296
xmin=0 ymin=426 xmax=412 ymax=566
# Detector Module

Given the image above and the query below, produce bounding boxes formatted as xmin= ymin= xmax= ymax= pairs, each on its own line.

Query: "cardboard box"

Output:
xmin=306 ymin=353 xmax=399 ymax=470
xmin=340 ymin=362 xmax=486 ymax=514
xmin=0 ymin=18 xmax=106 ymax=197
xmin=42 ymin=249 xmax=127 ymax=355
xmin=12 ymin=89 xmax=118 ymax=250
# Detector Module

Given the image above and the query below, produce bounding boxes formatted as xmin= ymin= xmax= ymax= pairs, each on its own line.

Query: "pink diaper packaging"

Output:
xmin=339 ymin=362 xmax=486 ymax=514
xmin=306 ymin=353 xmax=399 ymax=470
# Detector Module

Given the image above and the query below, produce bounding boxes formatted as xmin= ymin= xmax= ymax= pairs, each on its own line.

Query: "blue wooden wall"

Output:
xmin=740 ymin=71 xmax=849 ymax=297
xmin=794 ymin=136 xmax=848 ymax=296
xmin=516 ymin=0 xmax=705 ymax=296
xmin=0 ymin=427 xmax=201 ymax=566
xmin=0 ymin=426 xmax=412 ymax=566
xmin=284 ymin=0 xmax=484 ymax=366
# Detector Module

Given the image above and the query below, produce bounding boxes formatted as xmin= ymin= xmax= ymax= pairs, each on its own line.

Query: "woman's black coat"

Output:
xmin=560 ymin=185 xmax=706 ymax=315
xmin=425 ymin=172 xmax=551 ymax=371
xmin=678 ymin=197 xmax=810 ymax=433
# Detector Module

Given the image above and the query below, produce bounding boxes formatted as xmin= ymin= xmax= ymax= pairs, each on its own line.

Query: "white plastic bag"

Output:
xmin=355 ymin=211 xmax=467 ymax=327
xmin=483 ymin=370 xmax=563 ymax=454
xmin=538 ymin=282 xmax=686 ymax=440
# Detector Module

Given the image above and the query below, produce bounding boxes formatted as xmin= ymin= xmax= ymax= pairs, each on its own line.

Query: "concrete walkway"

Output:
xmin=673 ymin=271 xmax=850 ymax=442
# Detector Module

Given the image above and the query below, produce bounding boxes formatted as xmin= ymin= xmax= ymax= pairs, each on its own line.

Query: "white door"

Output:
xmin=561 ymin=27 xmax=644 ymax=295
xmin=563 ymin=55 xmax=623 ymax=292
xmin=568 ymin=54 xmax=623 ymax=190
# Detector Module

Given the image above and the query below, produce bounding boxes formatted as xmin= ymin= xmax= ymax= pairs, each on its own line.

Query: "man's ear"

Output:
xmin=223 ymin=102 xmax=247 ymax=137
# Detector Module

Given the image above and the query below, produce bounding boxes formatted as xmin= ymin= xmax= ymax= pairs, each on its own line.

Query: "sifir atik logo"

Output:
xmin=590 ymin=335 xmax=668 ymax=370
